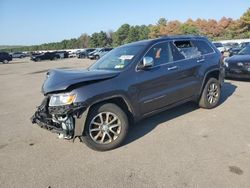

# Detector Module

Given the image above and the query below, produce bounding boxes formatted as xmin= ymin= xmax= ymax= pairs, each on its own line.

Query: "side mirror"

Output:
xmin=142 ymin=56 xmax=154 ymax=69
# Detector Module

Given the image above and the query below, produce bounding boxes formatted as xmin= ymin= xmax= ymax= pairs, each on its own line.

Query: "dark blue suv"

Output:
xmin=31 ymin=35 xmax=224 ymax=151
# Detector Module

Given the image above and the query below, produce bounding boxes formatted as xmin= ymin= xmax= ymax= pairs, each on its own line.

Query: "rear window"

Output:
xmin=193 ymin=40 xmax=214 ymax=55
xmin=174 ymin=40 xmax=201 ymax=59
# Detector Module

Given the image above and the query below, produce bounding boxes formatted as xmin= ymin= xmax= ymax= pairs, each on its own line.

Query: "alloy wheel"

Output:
xmin=89 ymin=112 xmax=121 ymax=144
xmin=207 ymin=83 xmax=219 ymax=104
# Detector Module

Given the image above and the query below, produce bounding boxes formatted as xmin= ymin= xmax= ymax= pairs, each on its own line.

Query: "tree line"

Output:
xmin=4 ymin=8 xmax=250 ymax=52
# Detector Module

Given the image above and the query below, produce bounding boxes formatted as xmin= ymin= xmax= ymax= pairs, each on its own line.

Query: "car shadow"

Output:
xmin=123 ymin=81 xmax=237 ymax=147
xmin=219 ymin=81 xmax=237 ymax=105
xmin=226 ymin=77 xmax=250 ymax=82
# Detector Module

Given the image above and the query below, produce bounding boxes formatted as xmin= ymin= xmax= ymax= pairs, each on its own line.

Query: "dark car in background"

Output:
xmin=11 ymin=52 xmax=26 ymax=58
xmin=228 ymin=42 xmax=250 ymax=57
xmin=224 ymin=45 xmax=250 ymax=79
xmin=31 ymin=52 xmax=61 ymax=62
xmin=0 ymin=52 xmax=12 ymax=64
xmin=78 ymin=48 xmax=96 ymax=58
xmin=31 ymin=35 xmax=224 ymax=151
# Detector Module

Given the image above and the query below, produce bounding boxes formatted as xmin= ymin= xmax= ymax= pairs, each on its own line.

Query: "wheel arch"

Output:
xmin=88 ymin=96 xmax=135 ymax=122
xmin=199 ymin=69 xmax=221 ymax=96
xmin=74 ymin=95 xmax=135 ymax=138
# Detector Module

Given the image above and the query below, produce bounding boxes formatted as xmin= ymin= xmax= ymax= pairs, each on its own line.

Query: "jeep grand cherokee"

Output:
xmin=31 ymin=35 xmax=224 ymax=151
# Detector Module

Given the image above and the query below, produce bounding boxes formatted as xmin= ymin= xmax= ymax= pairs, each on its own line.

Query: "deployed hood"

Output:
xmin=42 ymin=69 xmax=119 ymax=94
xmin=227 ymin=55 xmax=250 ymax=63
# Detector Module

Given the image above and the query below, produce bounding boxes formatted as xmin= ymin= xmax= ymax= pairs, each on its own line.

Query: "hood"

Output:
xmin=227 ymin=55 xmax=250 ymax=63
xmin=42 ymin=69 xmax=120 ymax=94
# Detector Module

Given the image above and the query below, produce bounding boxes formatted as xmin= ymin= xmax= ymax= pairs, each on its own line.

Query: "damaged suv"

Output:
xmin=31 ymin=35 xmax=224 ymax=151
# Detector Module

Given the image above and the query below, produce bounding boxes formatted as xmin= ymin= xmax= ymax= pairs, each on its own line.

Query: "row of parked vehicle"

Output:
xmin=0 ymin=51 xmax=30 ymax=64
xmin=212 ymin=41 xmax=250 ymax=79
xmin=0 ymin=47 xmax=114 ymax=64
xmin=213 ymin=41 xmax=250 ymax=56
xmin=31 ymin=51 xmax=70 ymax=62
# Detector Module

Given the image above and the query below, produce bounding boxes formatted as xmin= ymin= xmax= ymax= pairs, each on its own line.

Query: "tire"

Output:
xmin=199 ymin=78 xmax=221 ymax=109
xmin=81 ymin=103 xmax=129 ymax=151
xmin=3 ymin=60 xmax=9 ymax=64
xmin=36 ymin=58 xmax=41 ymax=62
xmin=95 ymin=55 xmax=100 ymax=60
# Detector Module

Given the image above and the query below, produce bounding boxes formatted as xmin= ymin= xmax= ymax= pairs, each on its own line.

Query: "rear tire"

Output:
xmin=3 ymin=60 xmax=9 ymax=64
xmin=81 ymin=103 xmax=129 ymax=151
xmin=199 ymin=78 xmax=221 ymax=109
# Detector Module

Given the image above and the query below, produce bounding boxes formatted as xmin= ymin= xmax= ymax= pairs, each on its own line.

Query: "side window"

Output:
xmin=170 ymin=42 xmax=185 ymax=61
xmin=193 ymin=40 xmax=214 ymax=55
xmin=174 ymin=40 xmax=201 ymax=59
xmin=145 ymin=42 xmax=173 ymax=66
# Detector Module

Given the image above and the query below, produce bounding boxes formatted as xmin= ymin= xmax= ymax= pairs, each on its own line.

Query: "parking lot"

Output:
xmin=0 ymin=58 xmax=250 ymax=188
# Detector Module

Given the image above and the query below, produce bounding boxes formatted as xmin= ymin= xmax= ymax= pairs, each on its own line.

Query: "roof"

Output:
xmin=121 ymin=35 xmax=207 ymax=48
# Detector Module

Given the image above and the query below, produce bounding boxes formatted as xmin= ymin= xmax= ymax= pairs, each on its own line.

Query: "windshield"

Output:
xmin=89 ymin=45 xmax=145 ymax=70
xmin=238 ymin=46 xmax=250 ymax=55
xmin=240 ymin=42 xmax=250 ymax=48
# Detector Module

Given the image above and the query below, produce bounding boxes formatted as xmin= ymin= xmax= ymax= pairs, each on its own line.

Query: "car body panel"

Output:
xmin=42 ymin=69 xmax=120 ymax=94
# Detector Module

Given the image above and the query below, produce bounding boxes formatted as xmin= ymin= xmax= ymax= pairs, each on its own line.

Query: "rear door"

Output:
xmin=170 ymin=40 xmax=203 ymax=99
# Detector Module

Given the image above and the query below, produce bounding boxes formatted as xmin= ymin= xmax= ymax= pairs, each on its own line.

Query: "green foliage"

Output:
xmin=112 ymin=24 xmax=131 ymax=46
xmin=180 ymin=23 xmax=199 ymax=34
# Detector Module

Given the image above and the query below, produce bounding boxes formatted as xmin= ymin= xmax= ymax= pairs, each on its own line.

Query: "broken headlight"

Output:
xmin=49 ymin=93 xmax=76 ymax=107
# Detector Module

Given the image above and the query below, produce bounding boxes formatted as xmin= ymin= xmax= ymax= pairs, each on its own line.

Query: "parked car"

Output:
xmin=87 ymin=48 xmax=100 ymax=59
xmin=68 ymin=51 xmax=77 ymax=58
xmin=31 ymin=35 xmax=224 ymax=151
xmin=0 ymin=52 xmax=12 ymax=64
xmin=78 ymin=48 xmax=96 ymax=58
xmin=55 ymin=51 xmax=69 ymax=59
xmin=228 ymin=42 xmax=250 ymax=57
xmin=31 ymin=52 xmax=60 ymax=62
xmin=224 ymin=45 xmax=250 ymax=79
xmin=213 ymin=42 xmax=226 ymax=53
xmin=89 ymin=48 xmax=113 ymax=60
xmin=223 ymin=42 xmax=239 ymax=51
xmin=11 ymin=52 xmax=26 ymax=58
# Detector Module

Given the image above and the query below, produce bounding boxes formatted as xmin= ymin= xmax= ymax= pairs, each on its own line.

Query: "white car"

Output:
xmin=213 ymin=42 xmax=226 ymax=53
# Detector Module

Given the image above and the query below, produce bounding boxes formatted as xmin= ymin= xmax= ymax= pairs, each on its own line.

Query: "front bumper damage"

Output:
xmin=31 ymin=96 xmax=89 ymax=140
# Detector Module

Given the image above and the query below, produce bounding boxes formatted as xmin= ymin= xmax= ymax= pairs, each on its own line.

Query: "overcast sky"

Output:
xmin=0 ymin=0 xmax=249 ymax=45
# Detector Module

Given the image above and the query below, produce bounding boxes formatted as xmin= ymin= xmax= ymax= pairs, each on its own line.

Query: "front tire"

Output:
xmin=3 ymin=60 xmax=9 ymax=64
xmin=199 ymin=78 xmax=221 ymax=109
xmin=81 ymin=103 xmax=129 ymax=151
xmin=95 ymin=55 xmax=100 ymax=60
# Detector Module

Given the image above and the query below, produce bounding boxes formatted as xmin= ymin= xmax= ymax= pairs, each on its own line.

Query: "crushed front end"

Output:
xmin=31 ymin=95 xmax=87 ymax=140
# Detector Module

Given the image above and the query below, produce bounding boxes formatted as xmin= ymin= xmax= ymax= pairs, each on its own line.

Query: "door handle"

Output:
xmin=197 ymin=59 xmax=205 ymax=63
xmin=167 ymin=66 xmax=178 ymax=71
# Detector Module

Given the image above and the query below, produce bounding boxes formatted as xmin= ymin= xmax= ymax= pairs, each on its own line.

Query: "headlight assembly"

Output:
xmin=49 ymin=93 xmax=76 ymax=106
